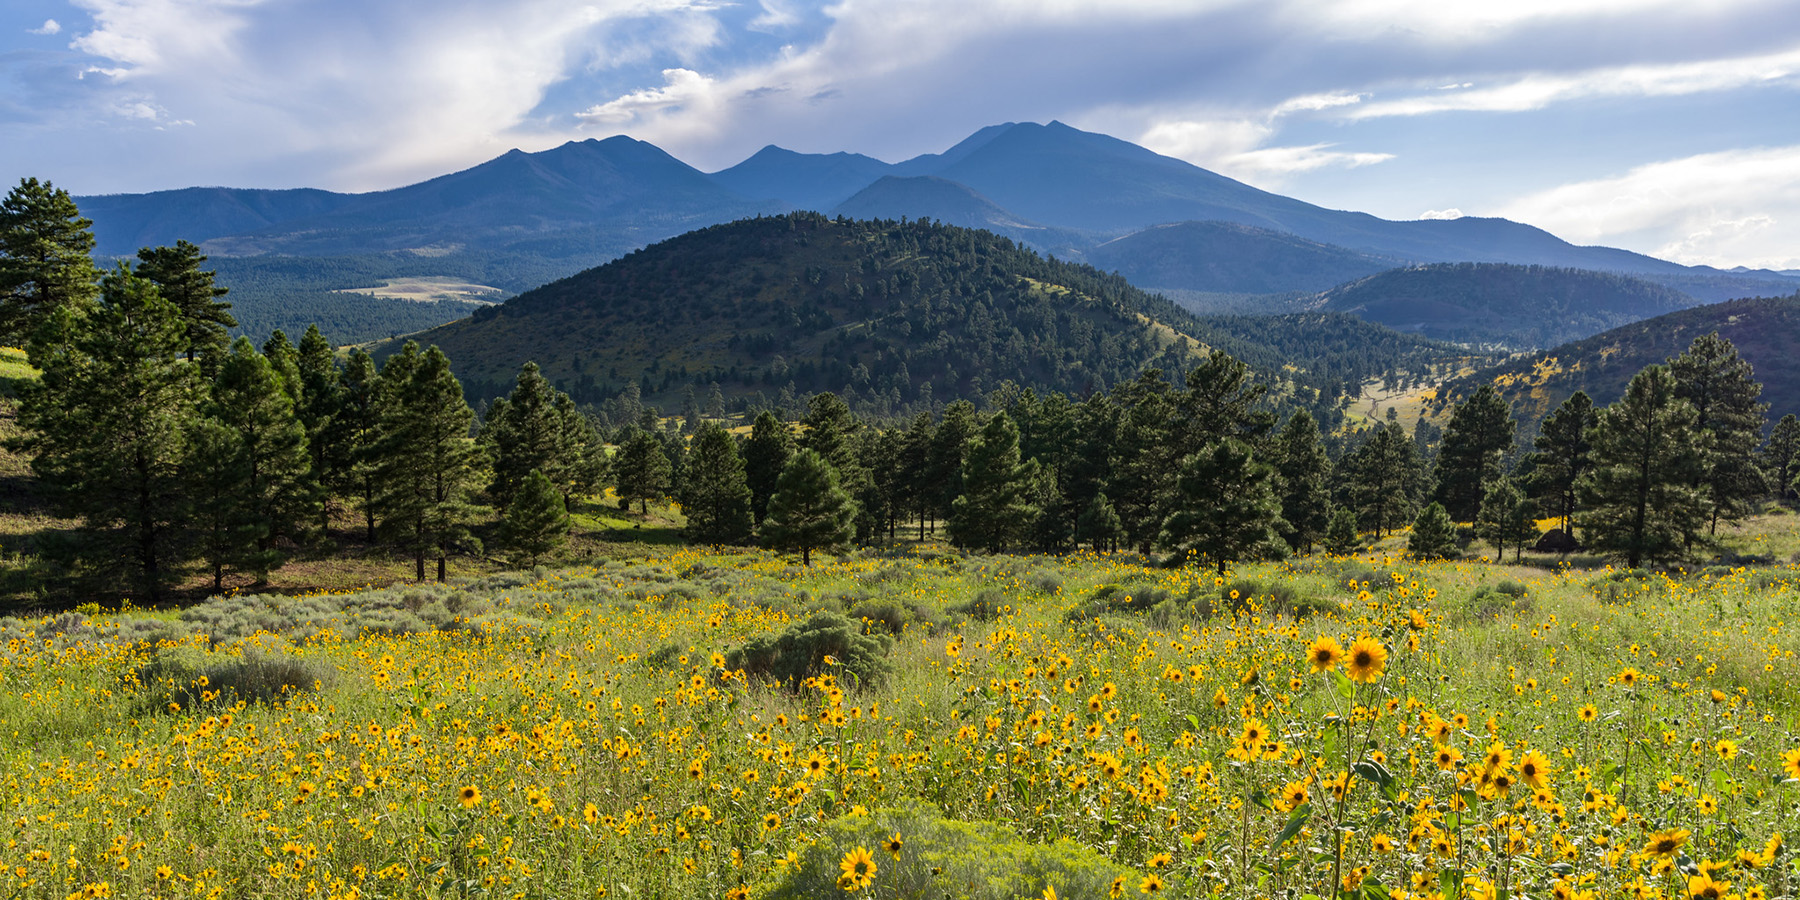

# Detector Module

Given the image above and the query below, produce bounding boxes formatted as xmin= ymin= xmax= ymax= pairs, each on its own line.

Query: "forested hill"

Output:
xmin=383 ymin=214 xmax=1476 ymax=423
xmin=1315 ymin=263 xmax=1700 ymax=349
xmin=1433 ymin=292 xmax=1800 ymax=429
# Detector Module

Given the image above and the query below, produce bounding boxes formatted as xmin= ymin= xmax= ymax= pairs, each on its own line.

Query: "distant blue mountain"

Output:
xmin=71 ymin=120 xmax=1800 ymax=309
xmin=709 ymin=145 xmax=895 ymax=212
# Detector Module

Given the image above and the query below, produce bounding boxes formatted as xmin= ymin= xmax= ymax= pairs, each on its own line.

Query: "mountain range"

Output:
xmin=73 ymin=121 xmax=1800 ymax=323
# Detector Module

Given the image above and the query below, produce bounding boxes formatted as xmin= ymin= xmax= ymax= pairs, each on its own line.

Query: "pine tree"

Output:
xmin=1159 ymin=438 xmax=1286 ymax=574
xmin=261 ymin=329 xmax=303 ymax=401
xmin=1108 ymin=371 xmax=1181 ymax=551
xmin=295 ymin=326 xmax=347 ymax=536
xmin=1669 ymin=333 xmax=1767 ymax=534
xmin=1576 ymin=365 xmax=1705 ymax=569
xmin=134 ymin=240 xmax=233 ymax=367
xmin=1407 ymin=502 xmax=1458 ymax=560
xmin=370 ymin=344 xmax=486 ymax=582
xmin=760 ymin=449 xmax=857 ymax=565
xmin=1274 ymin=410 xmax=1332 ymax=552
xmin=338 ymin=349 xmax=384 ymax=542
xmin=1339 ymin=423 xmax=1426 ymax=536
xmin=1476 ymin=477 xmax=1536 ymax=562
xmin=483 ymin=362 xmax=582 ymax=513
xmin=1324 ymin=507 xmax=1361 ymax=556
xmin=1761 ymin=414 xmax=1800 ymax=503
xmin=742 ymin=411 xmax=793 ymax=525
xmin=0 ymin=177 xmax=100 ymax=346
xmin=925 ymin=400 xmax=978 ymax=531
xmin=1431 ymin=384 xmax=1516 ymax=522
xmin=947 ymin=412 xmax=1040 ymax=552
xmin=202 ymin=337 xmax=318 ymax=585
xmin=682 ymin=423 xmax=754 ymax=544
xmin=503 ymin=469 xmax=569 ymax=566
xmin=612 ymin=426 xmax=672 ymax=515
xmin=1524 ymin=392 xmax=1596 ymax=533
xmin=1075 ymin=491 xmax=1124 ymax=552
xmin=11 ymin=264 xmax=197 ymax=600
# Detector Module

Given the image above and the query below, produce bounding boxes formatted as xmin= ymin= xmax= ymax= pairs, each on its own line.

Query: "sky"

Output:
xmin=3 ymin=0 xmax=1800 ymax=270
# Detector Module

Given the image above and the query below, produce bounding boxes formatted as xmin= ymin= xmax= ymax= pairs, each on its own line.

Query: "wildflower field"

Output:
xmin=4 ymin=547 xmax=1800 ymax=900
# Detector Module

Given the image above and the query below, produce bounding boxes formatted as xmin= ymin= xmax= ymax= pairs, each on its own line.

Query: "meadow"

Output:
xmin=3 ymin=542 xmax=1798 ymax=900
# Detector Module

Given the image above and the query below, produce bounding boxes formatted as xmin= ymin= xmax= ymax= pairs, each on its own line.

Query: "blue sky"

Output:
xmin=4 ymin=0 xmax=1800 ymax=269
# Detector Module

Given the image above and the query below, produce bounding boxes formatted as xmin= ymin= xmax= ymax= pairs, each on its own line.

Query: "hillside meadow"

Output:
xmin=4 ymin=543 xmax=1799 ymax=900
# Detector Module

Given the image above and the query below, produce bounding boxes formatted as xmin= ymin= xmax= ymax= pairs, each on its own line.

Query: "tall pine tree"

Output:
xmin=1274 ymin=410 xmax=1332 ymax=553
xmin=134 ymin=240 xmax=233 ymax=367
xmin=370 ymin=344 xmax=486 ymax=582
xmin=947 ymin=412 xmax=1040 ymax=553
xmin=760 ymin=449 xmax=857 ymax=565
xmin=1159 ymin=438 xmax=1286 ymax=574
xmin=1576 ymin=365 xmax=1705 ymax=569
xmin=12 ymin=264 xmax=196 ymax=600
xmin=1669 ymin=333 xmax=1767 ymax=534
xmin=682 ymin=423 xmax=754 ymax=545
xmin=0 ymin=177 xmax=100 ymax=346
xmin=1431 ymin=384 xmax=1515 ymax=522
xmin=201 ymin=337 xmax=318 ymax=585
xmin=742 ymin=410 xmax=793 ymax=526
xmin=1524 ymin=391 xmax=1596 ymax=533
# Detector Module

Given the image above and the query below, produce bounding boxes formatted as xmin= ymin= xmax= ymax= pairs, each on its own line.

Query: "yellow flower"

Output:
xmin=458 ymin=785 xmax=482 ymax=808
xmin=882 ymin=833 xmax=903 ymax=860
xmin=1644 ymin=828 xmax=1690 ymax=857
xmin=1518 ymin=749 xmax=1552 ymax=790
xmin=1307 ymin=636 xmax=1344 ymax=672
xmin=1345 ymin=635 xmax=1388 ymax=683
xmin=839 ymin=847 xmax=877 ymax=890
xmin=1686 ymin=870 xmax=1730 ymax=900
xmin=1782 ymin=748 xmax=1800 ymax=781
xmin=1139 ymin=872 xmax=1164 ymax=894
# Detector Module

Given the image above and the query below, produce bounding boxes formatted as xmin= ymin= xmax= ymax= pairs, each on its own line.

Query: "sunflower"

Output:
xmin=882 ymin=833 xmax=904 ymax=860
xmin=839 ymin=847 xmax=877 ymax=890
xmin=1139 ymin=873 xmax=1164 ymax=894
xmin=1345 ymin=636 xmax=1388 ymax=683
xmin=1307 ymin=636 xmax=1344 ymax=672
xmin=1518 ymin=749 xmax=1552 ymax=790
xmin=1577 ymin=704 xmax=1598 ymax=722
xmin=1782 ymin=748 xmax=1800 ymax=781
xmin=1686 ymin=871 xmax=1730 ymax=900
xmin=456 ymin=785 xmax=481 ymax=808
xmin=1644 ymin=828 xmax=1690 ymax=857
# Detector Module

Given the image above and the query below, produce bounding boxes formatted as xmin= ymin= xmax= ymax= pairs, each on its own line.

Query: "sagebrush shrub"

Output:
xmin=726 ymin=610 xmax=892 ymax=689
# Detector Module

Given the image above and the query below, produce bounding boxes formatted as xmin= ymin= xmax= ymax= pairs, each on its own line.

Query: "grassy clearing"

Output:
xmin=334 ymin=277 xmax=504 ymax=304
xmin=4 ymin=545 xmax=1800 ymax=899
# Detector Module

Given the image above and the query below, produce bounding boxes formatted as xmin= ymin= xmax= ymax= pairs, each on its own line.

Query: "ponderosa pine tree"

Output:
xmin=1274 ymin=409 xmax=1332 ymax=552
xmin=1159 ymin=438 xmax=1285 ymax=574
xmin=484 ymin=362 xmax=583 ymax=513
xmin=1762 ymin=414 xmax=1800 ymax=503
xmin=370 ymin=344 xmax=485 ymax=582
xmin=1408 ymin=502 xmax=1458 ymax=560
xmin=924 ymin=400 xmax=977 ymax=532
xmin=1476 ymin=477 xmax=1536 ymax=562
xmin=743 ymin=411 xmax=793 ymax=526
xmin=1577 ymin=365 xmax=1705 ymax=569
xmin=134 ymin=240 xmax=233 ymax=367
xmin=895 ymin=411 xmax=934 ymax=539
xmin=612 ymin=426 xmax=672 ymax=515
xmin=1075 ymin=491 xmax=1124 ymax=552
xmin=1339 ymin=423 xmax=1426 ymax=536
xmin=295 ymin=325 xmax=348 ymax=535
xmin=1108 ymin=370 xmax=1180 ymax=551
xmin=11 ymin=264 xmax=196 ymax=601
xmin=261 ymin=330 xmax=303 ymax=402
xmin=1525 ymin=391 xmax=1596 ymax=533
xmin=1432 ymin=384 xmax=1515 ymax=521
xmin=202 ymin=337 xmax=318 ymax=584
xmin=0 ymin=177 xmax=100 ymax=346
xmin=1324 ymin=506 xmax=1361 ymax=556
xmin=761 ymin=449 xmax=857 ymax=565
xmin=503 ymin=469 xmax=569 ymax=566
xmin=338 ymin=349 xmax=384 ymax=542
xmin=947 ymin=412 xmax=1040 ymax=553
xmin=682 ymin=422 xmax=753 ymax=544
xmin=1669 ymin=333 xmax=1767 ymax=534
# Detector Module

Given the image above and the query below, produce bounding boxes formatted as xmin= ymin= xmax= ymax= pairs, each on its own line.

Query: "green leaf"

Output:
xmin=1439 ymin=868 xmax=1462 ymax=900
xmin=1251 ymin=789 xmax=1273 ymax=811
xmin=1187 ymin=714 xmax=1201 ymax=732
xmin=1353 ymin=760 xmax=1394 ymax=788
xmin=1272 ymin=803 xmax=1312 ymax=849
xmin=1331 ymin=668 xmax=1356 ymax=700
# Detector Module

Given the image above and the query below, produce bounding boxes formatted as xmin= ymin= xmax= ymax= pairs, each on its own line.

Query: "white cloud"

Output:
xmin=1347 ymin=43 xmax=1800 ymax=119
xmin=576 ymin=67 xmax=718 ymax=123
xmin=1496 ymin=146 xmax=1800 ymax=269
xmin=29 ymin=19 xmax=62 ymax=35
xmin=1418 ymin=208 xmax=1463 ymax=219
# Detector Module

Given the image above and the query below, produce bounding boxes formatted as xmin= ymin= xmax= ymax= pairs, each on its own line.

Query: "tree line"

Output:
xmin=5 ymin=176 xmax=1793 ymax=602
